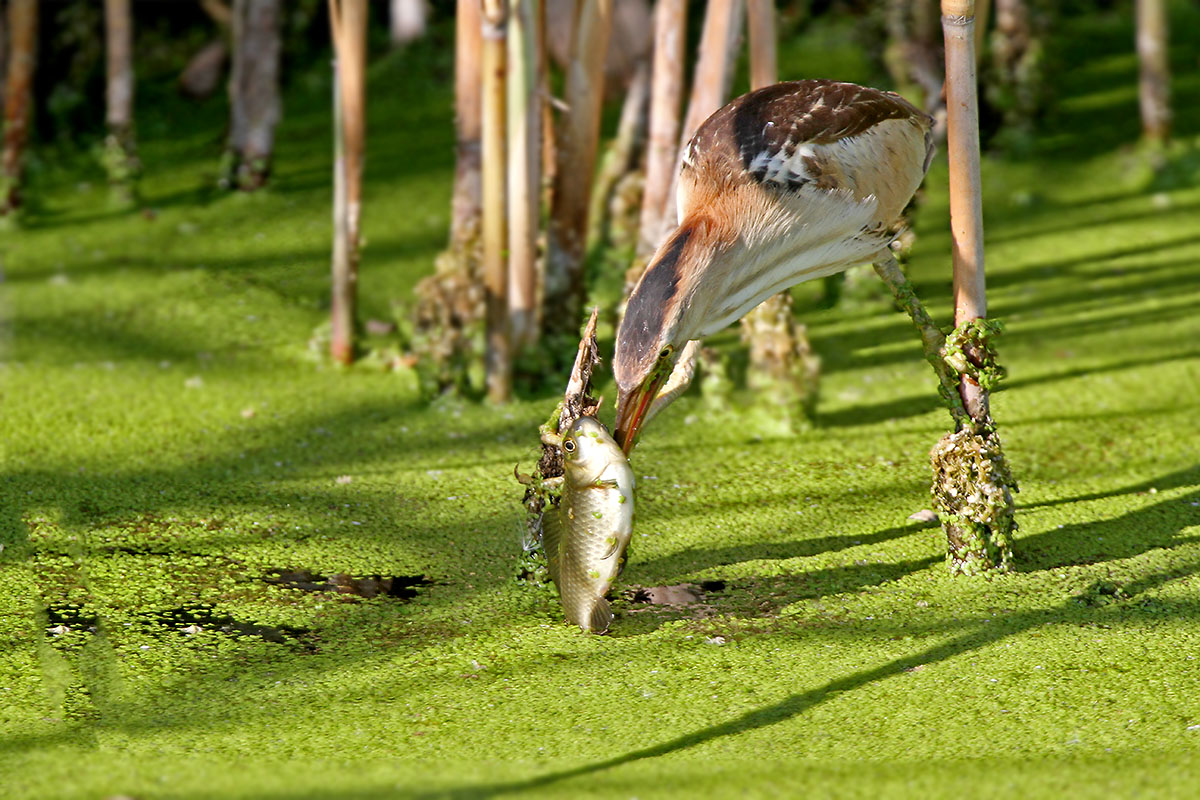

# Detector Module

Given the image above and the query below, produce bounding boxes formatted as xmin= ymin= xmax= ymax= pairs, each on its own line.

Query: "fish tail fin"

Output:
xmin=588 ymin=597 xmax=613 ymax=634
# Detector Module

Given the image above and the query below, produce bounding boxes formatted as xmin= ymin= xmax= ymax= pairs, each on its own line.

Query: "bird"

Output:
xmin=613 ymin=79 xmax=935 ymax=453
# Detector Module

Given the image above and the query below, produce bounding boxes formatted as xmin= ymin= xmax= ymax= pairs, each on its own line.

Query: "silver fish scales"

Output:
xmin=542 ymin=416 xmax=635 ymax=633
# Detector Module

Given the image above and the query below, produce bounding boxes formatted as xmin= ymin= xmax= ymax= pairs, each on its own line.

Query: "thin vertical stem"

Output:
xmin=237 ymin=0 xmax=282 ymax=189
xmin=451 ymin=0 xmax=484 ymax=249
xmin=104 ymin=0 xmax=134 ymax=139
xmin=1136 ymin=0 xmax=1171 ymax=144
xmin=331 ymin=59 xmax=349 ymax=355
xmin=328 ymin=0 xmax=367 ymax=365
xmin=1 ymin=0 xmax=38 ymax=215
xmin=660 ymin=0 xmax=743 ymax=236
xmin=872 ymin=253 xmax=966 ymax=426
xmin=390 ymin=0 xmax=428 ymax=46
xmin=507 ymin=0 xmax=542 ymax=350
xmin=635 ymin=0 xmax=686 ymax=261
xmin=588 ymin=59 xmax=649 ymax=249
xmin=939 ymin=0 xmax=1015 ymax=575
xmin=544 ymin=0 xmax=613 ymax=339
xmin=942 ymin=0 xmax=988 ymax=423
xmin=482 ymin=0 xmax=512 ymax=402
xmin=743 ymin=0 xmax=819 ymax=429
xmin=0 ymin=10 xmax=7 ymax=115
xmin=974 ymin=0 xmax=991 ymax=58
xmin=746 ymin=0 xmax=777 ymax=91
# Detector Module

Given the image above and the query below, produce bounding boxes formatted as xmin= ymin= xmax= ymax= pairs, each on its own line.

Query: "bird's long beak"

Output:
xmin=614 ymin=373 xmax=665 ymax=456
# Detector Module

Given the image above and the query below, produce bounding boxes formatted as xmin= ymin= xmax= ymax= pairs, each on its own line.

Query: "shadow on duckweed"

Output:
xmin=412 ymin=563 xmax=1200 ymax=800
xmin=1016 ymin=469 xmax=1200 ymax=573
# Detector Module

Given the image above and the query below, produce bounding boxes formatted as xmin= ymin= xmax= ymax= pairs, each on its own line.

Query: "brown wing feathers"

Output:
xmin=687 ymin=80 xmax=931 ymax=189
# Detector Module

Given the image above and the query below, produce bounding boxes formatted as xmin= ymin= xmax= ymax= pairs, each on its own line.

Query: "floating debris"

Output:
xmin=265 ymin=569 xmax=430 ymax=600
xmin=628 ymin=581 xmax=724 ymax=607
xmin=45 ymin=604 xmax=99 ymax=636
xmin=630 ymin=584 xmax=704 ymax=606
xmin=149 ymin=605 xmax=311 ymax=648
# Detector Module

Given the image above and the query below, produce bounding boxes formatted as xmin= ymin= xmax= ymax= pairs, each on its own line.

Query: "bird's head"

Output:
xmin=613 ymin=226 xmax=695 ymax=454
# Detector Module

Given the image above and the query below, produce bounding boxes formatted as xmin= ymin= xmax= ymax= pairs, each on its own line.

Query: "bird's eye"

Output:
xmin=562 ymin=439 xmax=576 ymax=453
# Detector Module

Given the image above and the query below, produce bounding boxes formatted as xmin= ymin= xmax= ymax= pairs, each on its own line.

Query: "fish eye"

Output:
xmin=562 ymin=438 xmax=576 ymax=453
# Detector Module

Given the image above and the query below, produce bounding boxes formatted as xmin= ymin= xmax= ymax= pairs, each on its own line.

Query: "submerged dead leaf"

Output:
xmin=631 ymin=584 xmax=704 ymax=605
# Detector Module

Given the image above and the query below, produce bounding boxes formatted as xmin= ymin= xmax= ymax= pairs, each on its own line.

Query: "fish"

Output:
xmin=541 ymin=416 xmax=636 ymax=633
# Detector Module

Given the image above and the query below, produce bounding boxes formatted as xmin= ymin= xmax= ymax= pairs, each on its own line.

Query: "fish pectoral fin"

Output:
xmin=600 ymin=534 xmax=622 ymax=560
xmin=615 ymin=547 xmax=629 ymax=579
xmin=587 ymin=597 xmax=613 ymax=634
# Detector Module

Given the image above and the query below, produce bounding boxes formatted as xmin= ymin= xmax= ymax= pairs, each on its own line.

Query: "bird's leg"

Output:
xmin=871 ymin=252 xmax=968 ymax=426
xmin=644 ymin=339 xmax=701 ymax=425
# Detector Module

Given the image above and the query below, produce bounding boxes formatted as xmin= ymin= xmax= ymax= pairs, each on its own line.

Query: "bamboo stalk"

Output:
xmin=938 ymin=0 xmax=1016 ymax=575
xmin=742 ymin=0 xmax=822 ymax=429
xmin=240 ymin=0 xmax=282 ymax=189
xmin=536 ymin=0 xmax=552 ymax=201
xmin=451 ymin=0 xmax=484 ymax=250
xmin=331 ymin=59 xmax=349 ymax=353
xmin=543 ymin=0 xmax=614 ymax=340
xmin=390 ymin=0 xmax=428 ymax=47
xmin=1136 ymin=0 xmax=1171 ymax=144
xmin=974 ymin=0 xmax=991 ymax=57
xmin=587 ymin=59 xmax=649 ymax=250
xmin=200 ymin=0 xmax=233 ymax=26
xmin=507 ymin=0 xmax=542 ymax=351
xmin=104 ymin=0 xmax=134 ymax=145
xmin=942 ymin=0 xmax=987 ymax=423
xmin=0 ymin=10 xmax=6 ymax=113
xmin=682 ymin=0 xmax=744 ymax=137
xmin=746 ymin=0 xmax=777 ymax=92
xmin=635 ymin=0 xmax=686 ymax=261
xmin=911 ymin=0 xmax=947 ymax=137
xmin=872 ymin=253 xmax=965 ymax=426
xmin=482 ymin=0 xmax=512 ymax=402
xmin=328 ymin=0 xmax=368 ymax=365
xmin=104 ymin=0 xmax=139 ymax=197
xmin=227 ymin=0 xmax=247 ymax=180
xmin=1 ymin=0 xmax=37 ymax=216
xmin=227 ymin=0 xmax=282 ymax=190
xmin=659 ymin=0 xmax=743 ymax=237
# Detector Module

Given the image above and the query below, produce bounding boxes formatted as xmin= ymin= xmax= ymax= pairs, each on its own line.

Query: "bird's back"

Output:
xmin=679 ymin=80 xmax=934 ymax=226
xmin=615 ymin=80 xmax=937 ymax=399
xmin=661 ymin=80 xmax=935 ymax=340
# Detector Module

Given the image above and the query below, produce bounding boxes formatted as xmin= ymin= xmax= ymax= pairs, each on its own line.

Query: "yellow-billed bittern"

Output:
xmin=614 ymin=79 xmax=935 ymax=452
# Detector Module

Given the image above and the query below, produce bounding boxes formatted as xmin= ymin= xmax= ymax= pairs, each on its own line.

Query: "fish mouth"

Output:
xmin=614 ymin=373 xmax=665 ymax=455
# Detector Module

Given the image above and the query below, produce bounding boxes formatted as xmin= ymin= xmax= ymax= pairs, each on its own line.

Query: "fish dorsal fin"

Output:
xmin=541 ymin=503 xmax=563 ymax=585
